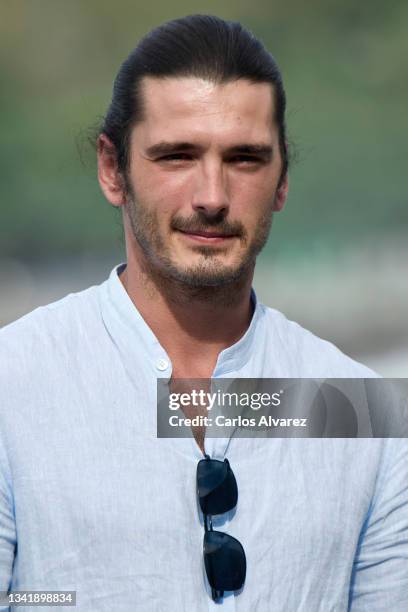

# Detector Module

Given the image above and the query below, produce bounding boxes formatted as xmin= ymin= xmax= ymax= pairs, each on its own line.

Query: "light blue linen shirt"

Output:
xmin=0 ymin=263 xmax=407 ymax=611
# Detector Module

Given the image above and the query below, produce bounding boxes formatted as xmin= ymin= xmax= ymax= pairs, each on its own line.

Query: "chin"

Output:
xmin=165 ymin=259 xmax=251 ymax=288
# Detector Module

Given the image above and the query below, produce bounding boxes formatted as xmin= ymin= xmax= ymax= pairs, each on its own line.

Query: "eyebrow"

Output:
xmin=144 ymin=142 xmax=197 ymax=157
xmin=228 ymin=144 xmax=273 ymax=160
xmin=144 ymin=141 xmax=273 ymax=160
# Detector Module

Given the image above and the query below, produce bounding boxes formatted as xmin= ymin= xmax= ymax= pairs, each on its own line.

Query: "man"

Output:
xmin=0 ymin=14 xmax=407 ymax=612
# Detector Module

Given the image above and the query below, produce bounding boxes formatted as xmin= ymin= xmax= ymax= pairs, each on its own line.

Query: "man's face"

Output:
xmin=122 ymin=77 xmax=287 ymax=287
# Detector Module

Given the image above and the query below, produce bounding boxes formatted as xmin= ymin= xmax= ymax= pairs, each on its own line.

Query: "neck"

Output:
xmin=120 ymin=246 xmax=255 ymax=376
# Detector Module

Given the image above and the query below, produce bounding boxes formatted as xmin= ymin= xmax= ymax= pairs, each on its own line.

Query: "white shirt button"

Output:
xmin=156 ymin=358 xmax=169 ymax=371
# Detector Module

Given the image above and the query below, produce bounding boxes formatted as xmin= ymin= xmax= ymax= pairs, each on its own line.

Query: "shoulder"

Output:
xmin=258 ymin=303 xmax=379 ymax=377
xmin=0 ymin=283 xmax=103 ymax=374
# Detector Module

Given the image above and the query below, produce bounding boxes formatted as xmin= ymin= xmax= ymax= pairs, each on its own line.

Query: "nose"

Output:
xmin=191 ymin=161 xmax=230 ymax=218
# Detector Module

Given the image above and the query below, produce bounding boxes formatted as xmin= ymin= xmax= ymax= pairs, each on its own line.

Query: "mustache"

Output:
xmin=171 ymin=213 xmax=245 ymax=237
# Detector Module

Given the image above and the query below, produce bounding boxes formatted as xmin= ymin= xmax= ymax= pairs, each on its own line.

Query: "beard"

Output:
xmin=124 ymin=186 xmax=274 ymax=290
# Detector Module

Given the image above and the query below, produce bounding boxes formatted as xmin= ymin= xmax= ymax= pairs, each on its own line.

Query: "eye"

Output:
xmin=158 ymin=153 xmax=193 ymax=162
xmin=229 ymin=155 xmax=264 ymax=166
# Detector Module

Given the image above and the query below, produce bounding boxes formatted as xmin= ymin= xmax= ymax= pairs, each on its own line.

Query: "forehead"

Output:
xmin=133 ymin=77 xmax=276 ymax=146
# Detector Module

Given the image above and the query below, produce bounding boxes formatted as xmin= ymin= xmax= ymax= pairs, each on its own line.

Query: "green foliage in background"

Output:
xmin=0 ymin=0 xmax=407 ymax=261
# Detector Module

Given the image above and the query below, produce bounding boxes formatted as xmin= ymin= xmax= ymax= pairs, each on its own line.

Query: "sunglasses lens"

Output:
xmin=197 ymin=458 xmax=238 ymax=515
xmin=204 ymin=530 xmax=246 ymax=591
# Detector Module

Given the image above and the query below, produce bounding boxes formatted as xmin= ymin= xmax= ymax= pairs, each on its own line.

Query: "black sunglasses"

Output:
xmin=196 ymin=454 xmax=246 ymax=602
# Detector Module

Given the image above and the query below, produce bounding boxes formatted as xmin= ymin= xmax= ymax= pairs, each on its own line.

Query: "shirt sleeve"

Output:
xmin=348 ymin=438 xmax=408 ymax=611
xmin=0 ymin=424 xmax=16 ymax=612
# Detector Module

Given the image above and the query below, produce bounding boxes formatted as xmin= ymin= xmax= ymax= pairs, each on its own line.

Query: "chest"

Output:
xmin=168 ymin=370 xmax=213 ymax=453
xmin=11 ymin=429 xmax=378 ymax=611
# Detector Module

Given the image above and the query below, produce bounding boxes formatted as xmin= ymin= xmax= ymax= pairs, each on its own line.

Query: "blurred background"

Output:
xmin=0 ymin=0 xmax=407 ymax=375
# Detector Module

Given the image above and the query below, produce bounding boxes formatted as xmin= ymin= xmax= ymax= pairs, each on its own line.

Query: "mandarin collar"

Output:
xmin=99 ymin=263 xmax=264 ymax=378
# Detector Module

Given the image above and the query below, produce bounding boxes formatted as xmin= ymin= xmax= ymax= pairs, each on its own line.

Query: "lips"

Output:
xmin=181 ymin=230 xmax=233 ymax=238
xmin=176 ymin=229 xmax=237 ymax=244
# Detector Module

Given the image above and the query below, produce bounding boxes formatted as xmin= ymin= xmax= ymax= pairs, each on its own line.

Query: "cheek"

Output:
xmin=232 ymin=182 xmax=276 ymax=228
xmin=133 ymin=158 xmax=187 ymax=191
xmin=134 ymin=168 xmax=192 ymax=217
xmin=230 ymin=168 xmax=277 ymax=204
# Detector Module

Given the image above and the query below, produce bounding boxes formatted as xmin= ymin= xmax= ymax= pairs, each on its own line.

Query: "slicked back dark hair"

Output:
xmin=100 ymin=14 xmax=289 ymax=184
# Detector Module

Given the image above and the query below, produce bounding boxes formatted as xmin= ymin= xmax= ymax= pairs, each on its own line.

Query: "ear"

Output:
xmin=273 ymin=172 xmax=288 ymax=212
xmin=97 ymin=133 xmax=126 ymax=207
